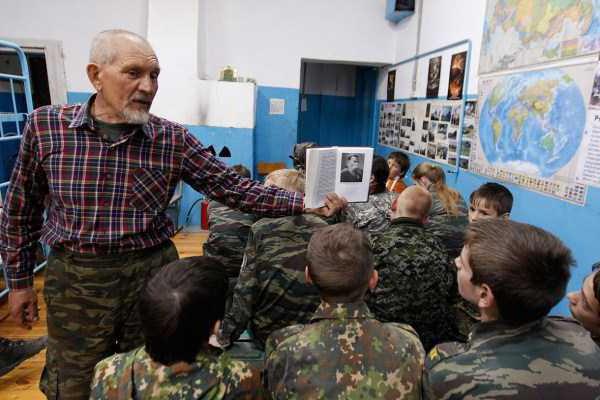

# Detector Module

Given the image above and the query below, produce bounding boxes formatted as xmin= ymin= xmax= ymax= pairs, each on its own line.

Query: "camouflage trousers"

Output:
xmin=40 ymin=241 xmax=179 ymax=400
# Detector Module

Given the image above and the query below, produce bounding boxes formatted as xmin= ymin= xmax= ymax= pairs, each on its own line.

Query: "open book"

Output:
xmin=304 ymin=147 xmax=374 ymax=209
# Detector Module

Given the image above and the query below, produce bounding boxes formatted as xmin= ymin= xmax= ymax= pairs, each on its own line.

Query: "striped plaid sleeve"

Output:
xmin=181 ymin=131 xmax=304 ymax=217
xmin=0 ymin=115 xmax=47 ymax=289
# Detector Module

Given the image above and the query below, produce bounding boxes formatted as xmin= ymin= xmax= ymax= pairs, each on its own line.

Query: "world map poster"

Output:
xmin=469 ymin=62 xmax=596 ymax=205
xmin=480 ymin=0 xmax=600 ymax=74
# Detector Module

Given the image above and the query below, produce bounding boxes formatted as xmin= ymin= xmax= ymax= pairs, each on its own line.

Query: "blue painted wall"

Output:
xmin=182 ymin=125 xmax=254 ymax=226
xmin=67 ymin=91 xmax=92 ymax=104
xmin=298 ymin=67 xmax=377 ymax=148
xmin=254 ymin=85 xmax=300 ymax=177
xmin=373 ymin=100 xmax=600 ymax=316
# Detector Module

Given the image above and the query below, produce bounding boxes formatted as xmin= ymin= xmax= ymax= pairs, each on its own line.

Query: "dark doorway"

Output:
xmin=297 ymin=61 xmax=379 ymax=148
xmin=0 ymin=49 xmax=51 ymax=184
xmin=0 ymin=50 xmax=52 ymax=110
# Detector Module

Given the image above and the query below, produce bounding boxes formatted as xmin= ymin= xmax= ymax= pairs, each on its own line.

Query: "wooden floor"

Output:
xmin=0 ymin=229 xmax=208 ymax=399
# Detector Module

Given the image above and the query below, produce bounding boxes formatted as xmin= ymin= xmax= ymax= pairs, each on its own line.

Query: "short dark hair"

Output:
xmin=387 ymin=151 xmax=410 ymax=177
xmin=290 ymin=142 xmax=317 ymax=171
xmin=469 ymin=182 xmax=513 ymax=215
xmin=593 ymin=262 xmax=600 ymax=304
xmin=139 ymin=257 xmax=228 ymax=365
xmin=465 ymin=220 xmax=573 ymax=324
xmin=231 ymin=164 xmax=251 ymax=178
xmin=307 ymin=223 xmax=373 ymax=303
xmin=371 ymin=155 xmax=389 ymax=194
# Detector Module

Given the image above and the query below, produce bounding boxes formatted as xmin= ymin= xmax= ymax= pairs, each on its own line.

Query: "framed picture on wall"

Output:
xmin=426 ymin=56 xmax=442 ymax=98
xmin=447 ymin=51 xmax=467 ymax=100
xmin=387 ymin=70 xmax=396 ymax=101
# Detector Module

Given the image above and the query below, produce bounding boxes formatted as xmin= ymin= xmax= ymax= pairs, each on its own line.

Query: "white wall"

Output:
xmin=201 ymin=0 xmax=397 ymax=88
xmin=0 ymin=0 xmax=148 ymax=92
xmin=378 ymin=0 xmax=487 ymax=99
xmin=147 ymin=0 xmax=204 ymax=125
xmin=147 ymin=0 xmax=255 ymax=126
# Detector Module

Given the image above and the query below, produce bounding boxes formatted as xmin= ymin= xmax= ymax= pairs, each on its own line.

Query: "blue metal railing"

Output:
xmin=0 ymin=40 xmax=43 ymax=300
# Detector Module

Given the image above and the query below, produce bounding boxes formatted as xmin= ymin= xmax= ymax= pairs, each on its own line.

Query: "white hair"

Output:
xmin=89 ymin=29 xmax=151 ymax=65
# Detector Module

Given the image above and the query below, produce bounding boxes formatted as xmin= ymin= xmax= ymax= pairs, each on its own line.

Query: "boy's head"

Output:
xmin=290 ymin=142 xmax=316 ymax=172
xmin=468 ymin=182 xmax=513 ymax=223
xmin=411 ymin=162 xmax=445 ymax=189
xmin=231 ymin=164 xmax=251 ymax=179
xmin=370 ymin=155 xmax=389 ymax=194
xmin=392 ymin=185 xmax=432 ymax=223
xmin=568 ymin=263 xmax=600 ymax=337
xmin=139 ymin=257 xmax=228 ymax=365
xmin=264 ymin=169 xmax=305 ymax=193
xmin=456 ymin=219 xmax=572 ymax=325
xmin=306 ymin=223 xmax=377 ymax=303
xmin=387 ymin=151 xmax=410 ymax=180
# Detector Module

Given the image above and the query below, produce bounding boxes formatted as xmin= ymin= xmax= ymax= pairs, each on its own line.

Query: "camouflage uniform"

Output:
xmin=90 ymin=346 xmax=266 ymax=399
xmin=265 ymin=301 xmax=425 ymax=399
xmin=425 ymin=190 xmax=473 ymax=342
xmin=218 ymin=214 xmax=329 ymax=349
xmin=424 ymin=317 xmax=600 ymax=399
xmin=367 ymin=217 xmax=455 ymax=351
xmin=203 ymin=200 xmax=257 ymax=278
xmin=342 ymin=191 xmax=397 ymax=233
xmin=41 ymin=240 xmax=178 ymax=400
xmin=426 ymin=188 xmax=468 ymax=259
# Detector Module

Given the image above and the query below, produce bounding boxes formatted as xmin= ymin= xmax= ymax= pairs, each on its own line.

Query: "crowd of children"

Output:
xmin=88 ymin=147 xmax=600 ymax=399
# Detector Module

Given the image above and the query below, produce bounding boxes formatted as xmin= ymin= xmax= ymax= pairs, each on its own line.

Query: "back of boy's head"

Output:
xmin=469 ymin=182 xmax=513 ymax=215
xmin=139 ymin=257 xmax=228 ymax=365
xmin=388 ymin=151 xmax=410 ymax=177
xmin=307 ymin=223 xmax=373 ymax=303
xmin=465 ymin=219 xmax=573 ymax=324
xmin=290 ymin=142 xmax=317 ymax=172
xmin=231 ymin=164 xmax=251 ymax=179
xmin=264 ymin=169 xmax=305 ymax=193
xmin=394 ymin=185 xmax=432 ymax=220
xmin=371 ymin=155 xmax=389 ymax=194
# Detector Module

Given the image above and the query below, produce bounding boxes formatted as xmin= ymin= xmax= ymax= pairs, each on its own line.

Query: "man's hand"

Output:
xmin=305 ymin=193 xmax=348 ymax=217
xmin=9 ymin=288 xmax=39 ymax=329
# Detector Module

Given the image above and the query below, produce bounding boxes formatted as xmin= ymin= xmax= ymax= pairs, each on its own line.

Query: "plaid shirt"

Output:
xmin=0 ymin=96 xmax=304 ymax=289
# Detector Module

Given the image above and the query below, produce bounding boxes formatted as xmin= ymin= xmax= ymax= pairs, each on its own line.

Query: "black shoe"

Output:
xmin=0 ymin=336 xmax=47 ymax=377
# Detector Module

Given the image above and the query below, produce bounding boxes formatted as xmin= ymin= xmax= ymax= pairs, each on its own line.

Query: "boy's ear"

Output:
xmin=368 ymin=269 xmax=379 ymax=290
xmin=211 ymin=320 xmax=221 ymax=335
xmin=500 ymin=212 xmax=510 ymax=220
xmin=477 ymin=283 xmax=496 ymax=310
xmin=304 ymin=266 xmax=313 ymax=285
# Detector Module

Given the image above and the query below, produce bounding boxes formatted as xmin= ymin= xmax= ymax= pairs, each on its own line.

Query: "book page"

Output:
xmin=335 ymin=147 xmax=373 ymax=203
xmin=304 ymin=148 xmax=338 ymax=208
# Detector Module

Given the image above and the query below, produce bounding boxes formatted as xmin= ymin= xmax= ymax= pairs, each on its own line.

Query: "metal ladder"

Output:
xmin=0 ymin=39 xmax=44 ymax=300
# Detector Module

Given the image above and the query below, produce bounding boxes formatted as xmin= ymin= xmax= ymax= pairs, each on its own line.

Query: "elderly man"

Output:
xmin=0 ymin=29 xmax=343 ymax=400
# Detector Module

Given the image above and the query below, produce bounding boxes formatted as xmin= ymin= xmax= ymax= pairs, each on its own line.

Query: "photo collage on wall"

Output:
xmin=378 ymin=99 xmax=471 ymax=167
xmin=459 ymin=100 xmax=477 ymax=169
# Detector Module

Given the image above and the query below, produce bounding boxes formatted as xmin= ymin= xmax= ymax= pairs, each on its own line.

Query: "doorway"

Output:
xmin=297 ymin=61 xmax=379 ymax=147
xmin=0 ymin=38 xmax=66 ymax=185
